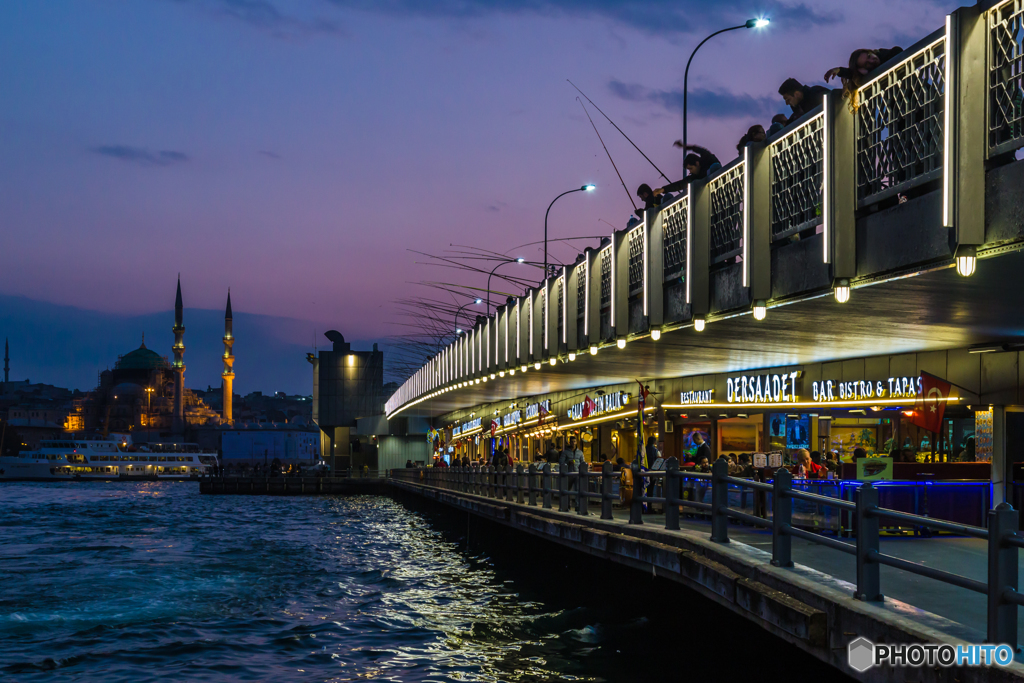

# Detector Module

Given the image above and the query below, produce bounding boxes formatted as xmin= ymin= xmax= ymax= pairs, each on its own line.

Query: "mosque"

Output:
xmin=78 ymin=278 xmax=235 ymax=438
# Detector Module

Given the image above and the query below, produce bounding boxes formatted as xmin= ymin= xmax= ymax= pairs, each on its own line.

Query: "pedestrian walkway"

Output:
xmin=615 ymin=506 xmax=1003 ymax=640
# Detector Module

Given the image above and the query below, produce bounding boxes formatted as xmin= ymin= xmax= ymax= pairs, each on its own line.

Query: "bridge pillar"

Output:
xmin=687 ymin=181 xmax=710 ymax=321
xmin=584 ymin=246 xmax=600 ymax=349
xmin=946 ymin=5 xmax=987 ymax=253
xmin=612 ymin=226 xmax=629 ymax=342
xmin=645 ymin=206 xmax=664 ymax=331
xmin=743 ymin=141 xmax=771 ymax=303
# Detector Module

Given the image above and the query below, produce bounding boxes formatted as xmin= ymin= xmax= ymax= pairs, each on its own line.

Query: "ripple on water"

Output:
xmin=0 ymin=481 xmax=845 ymax=683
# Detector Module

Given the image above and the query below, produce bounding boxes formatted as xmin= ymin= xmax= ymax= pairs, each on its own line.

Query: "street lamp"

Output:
xmin=682 ymin=18 xmax=770 ymax=153
xmin=544 ymin=185 xmax=595 ymax=280
xmin=145 ymin=387 xmax=154 ymax=443
xmin=453 ymin=298 xmax=483 ymax=333
xmin=486 ymin=257 xmax=527 ymax=316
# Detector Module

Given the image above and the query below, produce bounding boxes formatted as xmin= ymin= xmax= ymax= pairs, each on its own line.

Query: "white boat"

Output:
xmin=0 ymin=439 xmax=215 ymax=482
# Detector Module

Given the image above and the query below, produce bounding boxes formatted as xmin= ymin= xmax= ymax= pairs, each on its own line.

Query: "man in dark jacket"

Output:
xmin=635 ymin=183 xmax=670 ymax=218
xmin=652 ymin=144 xmax=722 ymax=196
xmin=778 ymin=78 xmax=830 ymax=123
xmin=692 ymin=432 xmax=712 ymax=465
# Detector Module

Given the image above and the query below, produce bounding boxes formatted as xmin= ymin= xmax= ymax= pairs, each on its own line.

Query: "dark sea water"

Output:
xmin=0 ymin=482 xmax=845 ymax=682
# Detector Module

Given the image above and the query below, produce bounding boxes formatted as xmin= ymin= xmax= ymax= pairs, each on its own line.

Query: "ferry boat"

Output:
xmin=0 ymin=439 xmax=216 ymax=482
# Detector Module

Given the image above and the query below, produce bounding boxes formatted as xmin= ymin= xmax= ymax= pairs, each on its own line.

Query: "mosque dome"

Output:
xmin=115 ymin=339 xmax=170 ymax=371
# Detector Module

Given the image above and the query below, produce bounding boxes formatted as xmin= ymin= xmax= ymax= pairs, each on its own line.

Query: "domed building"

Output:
xmin=79 ymin=279 xmax=228 ymax=438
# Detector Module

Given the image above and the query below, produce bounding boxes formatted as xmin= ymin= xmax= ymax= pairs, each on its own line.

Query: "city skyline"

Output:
xmin=1 ymin=0 xmax=955 ymax=355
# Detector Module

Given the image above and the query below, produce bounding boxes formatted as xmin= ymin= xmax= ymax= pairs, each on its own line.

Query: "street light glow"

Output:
xmin=746 ymin=17 xmax=770 ymax=28
xmin=474 ymin=298 xmax=482 ymax=304
xmin=582 ymin=184 xmax=596 ymax=191
xmin=516 ymin=257 xmax=525 ymax=263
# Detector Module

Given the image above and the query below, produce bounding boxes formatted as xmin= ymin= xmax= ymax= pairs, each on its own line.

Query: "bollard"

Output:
xmin=516 ymin=464 xmax=526 ymax=504
xmin=528 ymin=463 xmax=538 ymax=506
xmin=710 ymin=458 xmax=730 ymax=543
xmin=629 ymin=462 xmax=643 ymax=524
xmin=601 ymin=461 xmax=614 ymax=520
xmin=771 ymin=467 xmax=793 ymax=567
xmin=987 ymin=502 xmax=1020 ymax=649
xmin=664 ymin=457 xmax=680 ymax=530
xmin=542 ymin=463 xmax=553 ymax=509
xmin=577 ymin=461 xmax=589 ymax=516
xmin=558 ymin=463 xmax=570 ymax=512
xmin=855 ymin=483 xmax=882 ymax=601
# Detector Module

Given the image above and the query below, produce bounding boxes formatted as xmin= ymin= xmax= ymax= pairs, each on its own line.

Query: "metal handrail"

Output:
xmin=393 ymin=457 xmax=1024 ymax=646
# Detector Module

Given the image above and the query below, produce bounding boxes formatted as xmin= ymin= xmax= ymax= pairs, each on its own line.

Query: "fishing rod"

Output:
xmin=568 ymin=79 xmax=670 ymax=184
xmin=578 ymin=97 xmax=637 ymax=212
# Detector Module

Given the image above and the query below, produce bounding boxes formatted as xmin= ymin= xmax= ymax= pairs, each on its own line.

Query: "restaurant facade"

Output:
xmin=435 ymin=346 xmax=1024 ymax=529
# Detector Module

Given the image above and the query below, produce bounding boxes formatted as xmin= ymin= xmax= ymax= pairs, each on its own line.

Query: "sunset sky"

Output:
xmin=0 ymin=0 xmax=956 ymax=391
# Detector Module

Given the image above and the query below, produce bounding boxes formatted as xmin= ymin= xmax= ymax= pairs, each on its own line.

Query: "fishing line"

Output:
xmin=577 ymin=97 xmax=637 ymax=212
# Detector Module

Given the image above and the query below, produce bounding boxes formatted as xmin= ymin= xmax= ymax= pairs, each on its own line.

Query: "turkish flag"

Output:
xmin=490 ymin=419 xmax=499 ymax=437
xmin=538 ymin=403 xmax=549 ymax=425
xmin=907 ymin=372 xmax=952 ymax=433
xmin=582 ymin=395 xmax=597 ymax=418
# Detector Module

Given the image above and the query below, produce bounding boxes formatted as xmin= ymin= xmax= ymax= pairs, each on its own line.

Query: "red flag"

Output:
xmin=907 ymin=372 xmax=952 ymax=433
xmin=490 ymin=419 xmax=499 ymax=437
xmin=582 ymin=395 xmax=597 ymax=418
xmin=538 ymin=402 xmax=549 ymax=425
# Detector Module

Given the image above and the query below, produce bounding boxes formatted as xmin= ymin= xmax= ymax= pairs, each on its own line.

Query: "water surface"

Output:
xmin=0 ymin=482 xmax=843 ymax=681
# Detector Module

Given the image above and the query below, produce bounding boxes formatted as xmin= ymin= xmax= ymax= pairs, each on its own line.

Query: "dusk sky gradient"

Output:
xmin=0 ymin=0 xmax=957 ymax=392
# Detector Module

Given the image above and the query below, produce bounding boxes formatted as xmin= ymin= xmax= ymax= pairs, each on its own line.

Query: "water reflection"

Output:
xmin=0 ymin=483 xmax=846 ymax=681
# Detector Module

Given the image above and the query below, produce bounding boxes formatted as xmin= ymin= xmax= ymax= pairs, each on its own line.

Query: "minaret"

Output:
xmin=222 ymin=290 xmax=234 ymax=425
xmin=4 ymin=338 xmax=9 ymax=384
xmin=172 ymin=276 xmax=186 ymax=433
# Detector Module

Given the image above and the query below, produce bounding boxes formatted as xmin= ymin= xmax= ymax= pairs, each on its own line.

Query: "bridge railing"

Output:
xmin=384 ymin=2 xmax=1024 ymax=419
xmin=395 ymin=459 xmax=1023 ymax=647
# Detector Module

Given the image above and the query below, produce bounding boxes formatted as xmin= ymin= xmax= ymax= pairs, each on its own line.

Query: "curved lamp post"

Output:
xmin=454 ymin=298 xmax=483 ymax=335
xmin=682 ymin=18 xmax=770 ymax=153
xmin=544 ymin=185 xmax=595 ymax=280
xmin=486 ymin=257 xmax=526 ymax=316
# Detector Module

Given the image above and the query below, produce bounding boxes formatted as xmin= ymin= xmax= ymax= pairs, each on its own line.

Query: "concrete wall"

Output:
xmin=379 ymin=436 xmax=431 ymax=470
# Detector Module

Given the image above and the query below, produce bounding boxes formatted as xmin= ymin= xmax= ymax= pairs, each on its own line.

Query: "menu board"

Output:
xmin=768 ymin=452 xmax=783 ymax=468
xmin=753 ymin=453 xmax=767 ymax=468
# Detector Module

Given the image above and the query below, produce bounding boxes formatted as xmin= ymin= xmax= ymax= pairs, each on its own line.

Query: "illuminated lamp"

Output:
xmin=534 ymin=362 xmax=541 ymax=370
xmin=752 ymin=300 xmax=767 ymax=321
xmin=834 ymin=279 xmax=850 ymax=304
xmin=568 ymin=352 xmax=576 ymax=361
xmin=617 ymin=338 xmax=627 ymax=349
xmin=694 ymin=318 xmax=705 ymax=332
xmin=549 ymin=358 xmax=557 ymax=366
xmin=955 ymin=245 xmax=977 ymax=277
xmin=650 ymin=329 xmax=661 ymax=341
xmin=499 ymin=371 xmax=505 ymax=377
xmin=589 ymin=345 xmax=598 ymax=355
xmin=521 ymin=364 xmax=528 ymax=372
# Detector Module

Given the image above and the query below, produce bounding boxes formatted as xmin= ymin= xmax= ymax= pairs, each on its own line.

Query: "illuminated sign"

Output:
xmin=811 ymin=376 xmax=921 ymax=402
xmin=501 ymin=400 xmax=550 ymax=428
xmin=524 ymin=400 xmax=550 ymax=421
xmin=679 ymin=389 xmax=714 ymax=405
xmin=452 ymin=417 xmax=482 ymax=436
xmin=726 ymin=373 xmax=799 ymax=404
xmin=568 ymin=391 xmax=628 ymax=420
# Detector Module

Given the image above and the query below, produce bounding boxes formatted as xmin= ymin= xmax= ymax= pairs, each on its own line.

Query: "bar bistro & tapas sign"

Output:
xmin=811 ymin=376 xmax=922 ymax=402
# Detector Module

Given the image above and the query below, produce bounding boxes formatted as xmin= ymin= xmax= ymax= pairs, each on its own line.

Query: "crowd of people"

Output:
xmin=632 ymin=45 xmax=905 ymax=224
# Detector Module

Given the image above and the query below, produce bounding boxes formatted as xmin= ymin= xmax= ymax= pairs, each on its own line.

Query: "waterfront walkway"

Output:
xmin=620 ymin=507 xmax=1000 ymax=641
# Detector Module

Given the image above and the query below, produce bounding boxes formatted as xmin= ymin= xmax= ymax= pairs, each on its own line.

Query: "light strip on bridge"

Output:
xmin=556 ymin=406 xmax=656 ymax=430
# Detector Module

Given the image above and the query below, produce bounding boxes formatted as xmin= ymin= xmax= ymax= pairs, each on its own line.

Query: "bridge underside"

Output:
xmin=408 ymin=248 xmax=1024 ymax=417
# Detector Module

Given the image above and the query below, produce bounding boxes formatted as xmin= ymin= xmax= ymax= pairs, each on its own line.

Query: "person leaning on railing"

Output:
xmin=823 ymin=46 xmax=903 ymax=106
xmin=651 ymin=144 xmax=722 ymax=198
xmin=778 ymin=78 xmax=831 ymax=124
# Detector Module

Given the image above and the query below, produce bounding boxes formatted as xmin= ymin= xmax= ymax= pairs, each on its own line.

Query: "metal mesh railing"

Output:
xmin=708 ymin=163 xmax=745 ymax=263
xmin=770 ymin=113 xmax=824 ymax=241
xmin=576 ymin=264 xmax=586 ymax=319
xmin=856 ymin=38 xmax=946 ymax=203
xmin=990 ymin=0 xmax=1024 ymax=154
xmin=599 ymin=247 xmax=611 ymax=308
xmin=627 ymin=226 xmax=644 ymax=296
xmin=662 ymin=196 xmax=688 ymax=281
xmin=556 ymin=277 xmax=564 ymax=343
